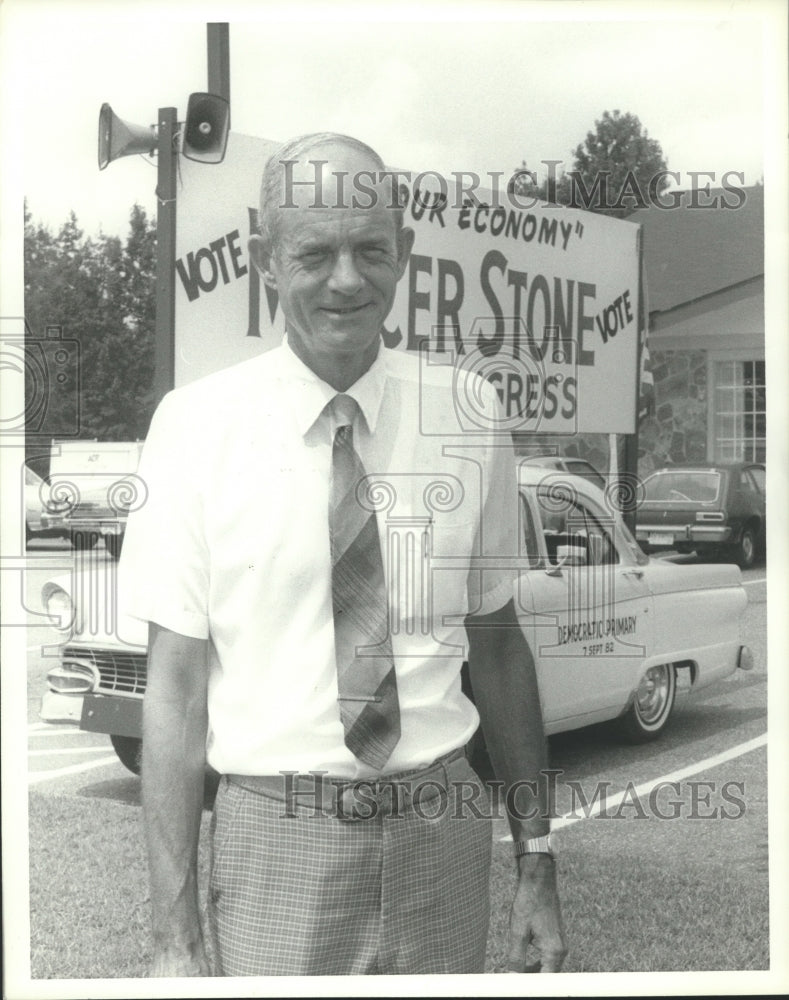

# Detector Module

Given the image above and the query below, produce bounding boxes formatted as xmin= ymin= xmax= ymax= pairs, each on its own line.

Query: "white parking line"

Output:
xmin=500 ymin=732 xmax=768 ymax=840
xmin=742 ymin=577 xmax=766 ymax=586
xmin=28 ymin=756 xmax=119 ymax=785
xmin=29 ymin=746 xmax=113 ymax=757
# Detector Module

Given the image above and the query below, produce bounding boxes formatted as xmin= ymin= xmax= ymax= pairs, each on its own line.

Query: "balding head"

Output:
xmin=257 ymin=132 xmax=405 ymax=251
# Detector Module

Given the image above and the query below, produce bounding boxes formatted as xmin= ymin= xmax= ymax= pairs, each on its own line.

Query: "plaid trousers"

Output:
xmin=208 ymin=751 xmax=492 ymax=975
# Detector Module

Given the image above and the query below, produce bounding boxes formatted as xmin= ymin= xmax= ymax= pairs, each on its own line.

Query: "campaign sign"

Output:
xmin=174 ymin=132 xmax=640 ymax=434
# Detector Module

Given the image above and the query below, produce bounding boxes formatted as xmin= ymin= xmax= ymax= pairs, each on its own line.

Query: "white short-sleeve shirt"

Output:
xmin=119 ymin=342 xmax=518 ymax=778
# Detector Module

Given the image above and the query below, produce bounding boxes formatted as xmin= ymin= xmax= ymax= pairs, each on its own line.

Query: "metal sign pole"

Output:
xmin=152 ymin=107 xmax=178 ymax=406
xmin=141 ymin=25 xmax=232 ymax=411
xmin=207 ymin=23 xmax=230 ymax=103
xmin=620 ymin=224 xmax=645 ymax=534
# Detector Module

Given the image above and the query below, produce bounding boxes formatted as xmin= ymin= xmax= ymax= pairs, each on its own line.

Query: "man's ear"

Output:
xmin=395 ymin=227 xmax=415 ymax=279
xmin=248 ymin=234 xmax=277 ymax=288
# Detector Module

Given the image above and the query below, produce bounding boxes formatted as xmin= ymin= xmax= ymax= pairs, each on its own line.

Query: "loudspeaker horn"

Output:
xmin=182 ymin=92 xmax=230 ymax=164
xmin=98 ymin=103 xmax=157 ymax=170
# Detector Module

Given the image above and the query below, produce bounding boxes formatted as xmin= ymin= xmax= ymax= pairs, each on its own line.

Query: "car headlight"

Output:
xmin=47 ymin=661 xmax=97 ymax=693
xmin=44 ymin=586 xmax=75 ymax=632
xmin=44 ymin=499 xmax=71 ymax=514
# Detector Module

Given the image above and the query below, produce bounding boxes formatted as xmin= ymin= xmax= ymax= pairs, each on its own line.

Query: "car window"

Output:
xmin=738 ymin=469 xmax=756 ymax=494
xmin=745 ymin=467 xmax=765 ymax=495
xmin=518 ymin=493 xmax=541 ymax=569
xmin=619 ymin=517 xmax=651 ymax=565
xmin=644 ymin=471 xmax=721 ymax=503
xmin=520 ymin=455 xmax=559 ymax=470
xmin=565 ymin=459 xmax=606 ymax=490
xmin=536 ymin=487 xmax=619 ymax=566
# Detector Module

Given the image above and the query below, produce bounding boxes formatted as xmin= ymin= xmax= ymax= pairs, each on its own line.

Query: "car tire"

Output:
xmin=104 ymin=532 xmax=124 ymax=560
xmin=614 ymin=663 xmax=676 ymax=743
xmin=111 ymin=734 xmax=142 ymax=774
xmin=70 ymin=531 xmax=99 ymax=551
xmin=108 ymin=735 xmax=222 ymax=797
xmin=732 ymin=526 xmax=757 ymax=570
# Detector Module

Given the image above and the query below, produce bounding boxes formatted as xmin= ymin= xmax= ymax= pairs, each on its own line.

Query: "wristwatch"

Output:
xmin=513 ymin=834 xmax=555 ymax=858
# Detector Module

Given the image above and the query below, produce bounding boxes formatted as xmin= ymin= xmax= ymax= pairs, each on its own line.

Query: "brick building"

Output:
xmin=632 ymin=185 xmax=764 ymax=475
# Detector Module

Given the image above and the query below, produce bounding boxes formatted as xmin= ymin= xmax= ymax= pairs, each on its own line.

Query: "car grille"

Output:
xmin=63 ymin=646 xmax=146 ymax=697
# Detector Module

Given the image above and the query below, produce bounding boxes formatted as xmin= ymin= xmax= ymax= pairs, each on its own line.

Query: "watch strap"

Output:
xmin=513 ymin=834 xmax=554 ymax=857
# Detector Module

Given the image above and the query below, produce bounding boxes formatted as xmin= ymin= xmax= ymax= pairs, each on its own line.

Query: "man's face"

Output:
xmin=261 ymin=147 xmax=413 ymax=373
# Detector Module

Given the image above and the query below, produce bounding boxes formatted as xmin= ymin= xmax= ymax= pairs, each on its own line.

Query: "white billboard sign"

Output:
xmin=175 ymin=132 xmax=640 ymax=434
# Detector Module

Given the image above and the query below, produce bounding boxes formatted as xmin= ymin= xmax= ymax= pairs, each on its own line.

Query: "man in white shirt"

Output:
xmin=120 ymin=132 xmax=566 ymax=976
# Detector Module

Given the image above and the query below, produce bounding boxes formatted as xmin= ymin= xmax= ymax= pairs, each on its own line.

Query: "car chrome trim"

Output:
xmin=47 ymin=659 xmax=100 ymax=693
xmin=40 ymin=690 xmax=85 ymax=724
xmin=62 ymin=646 xmax=146 ymax=698
xmin=689 ymin=527 xmax=731 ymax=540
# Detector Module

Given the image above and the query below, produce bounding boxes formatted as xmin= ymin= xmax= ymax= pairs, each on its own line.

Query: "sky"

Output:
xmin=2 ymin=0 xmax=779 ymax=240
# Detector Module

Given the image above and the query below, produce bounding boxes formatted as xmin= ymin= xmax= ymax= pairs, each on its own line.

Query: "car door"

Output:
xmin=516 ymin=481 xmax=654 ymax=730
xmin=742 ymin=464 xmax=766 ymax=526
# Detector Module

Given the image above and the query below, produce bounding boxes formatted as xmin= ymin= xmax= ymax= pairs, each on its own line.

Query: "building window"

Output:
xmin=712 ymin=359 xmax=765 ymax=462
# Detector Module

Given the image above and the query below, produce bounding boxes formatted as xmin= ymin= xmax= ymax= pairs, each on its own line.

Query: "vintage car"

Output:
xmin=635 ymin=462 xmax=766 ymax=568
xmin=25 ymin=464 xmax=72 ymax=544
xmin=39 ymin=469 xmax=752 ymax=774
xmin=41 ymin=440 xmax=145 ymax=559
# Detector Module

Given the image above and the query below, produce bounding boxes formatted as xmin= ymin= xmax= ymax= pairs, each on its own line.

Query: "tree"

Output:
xmin=571 ymin=110 xmax=669 ymax=218
xmin=90 ymin=205 xmax=157 ymax=439
xmin=512 ymin=109 xmax=669 ymax=219
xmin=23 ymin=204 xmax=157 ymax=473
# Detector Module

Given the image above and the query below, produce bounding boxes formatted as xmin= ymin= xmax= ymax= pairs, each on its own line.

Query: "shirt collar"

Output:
xmin=279 ymin=336 xmax=388 ymax=438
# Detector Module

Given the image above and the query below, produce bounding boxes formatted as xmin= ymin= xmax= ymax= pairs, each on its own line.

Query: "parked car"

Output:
xmin=41 ymin=440 xmax=145 ymax=559
xmin=635 ymin=463 xmax=766 ymax=568
xmin=518 ymin=453 xmax=606 ymax=491
xmin=39 ymin=469 xmax=752 ymax=773
xmin=25 ymin=465 xmax=46 ymax=542
xmin=25 ymin=464 xmax=70 ymax=544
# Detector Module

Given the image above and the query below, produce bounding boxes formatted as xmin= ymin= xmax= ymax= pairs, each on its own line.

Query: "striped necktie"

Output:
xmin=328 ymin=393 xmax=400 ymax=770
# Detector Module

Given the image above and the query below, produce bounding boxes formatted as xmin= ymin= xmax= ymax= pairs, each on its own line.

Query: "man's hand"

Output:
xmin=149 ymin=942 xmax=212 ymax=978
xmin=507 ymin=854 xmax=567 ymax=973
xmin=465 ymin=601 xmax=567 ymax=970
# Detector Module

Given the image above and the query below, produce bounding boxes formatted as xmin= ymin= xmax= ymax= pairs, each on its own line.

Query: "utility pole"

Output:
xmin=207 ymin=23 xmax=230 ymax=104
xmin=152 ymin=23 xmax=230 ymax=405
xmin=152 ymin=107 xmax=178 ymax=406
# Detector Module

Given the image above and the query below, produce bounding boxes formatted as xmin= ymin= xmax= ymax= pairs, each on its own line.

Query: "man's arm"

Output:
xmin=466 ymin=598 xmax=567 ymax=973
xmin=142 ymin=622 xmax=211 ymax=977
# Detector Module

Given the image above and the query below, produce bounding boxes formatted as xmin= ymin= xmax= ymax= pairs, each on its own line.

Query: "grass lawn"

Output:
xmin=28 ymin=772 xmax=769 ymax=979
